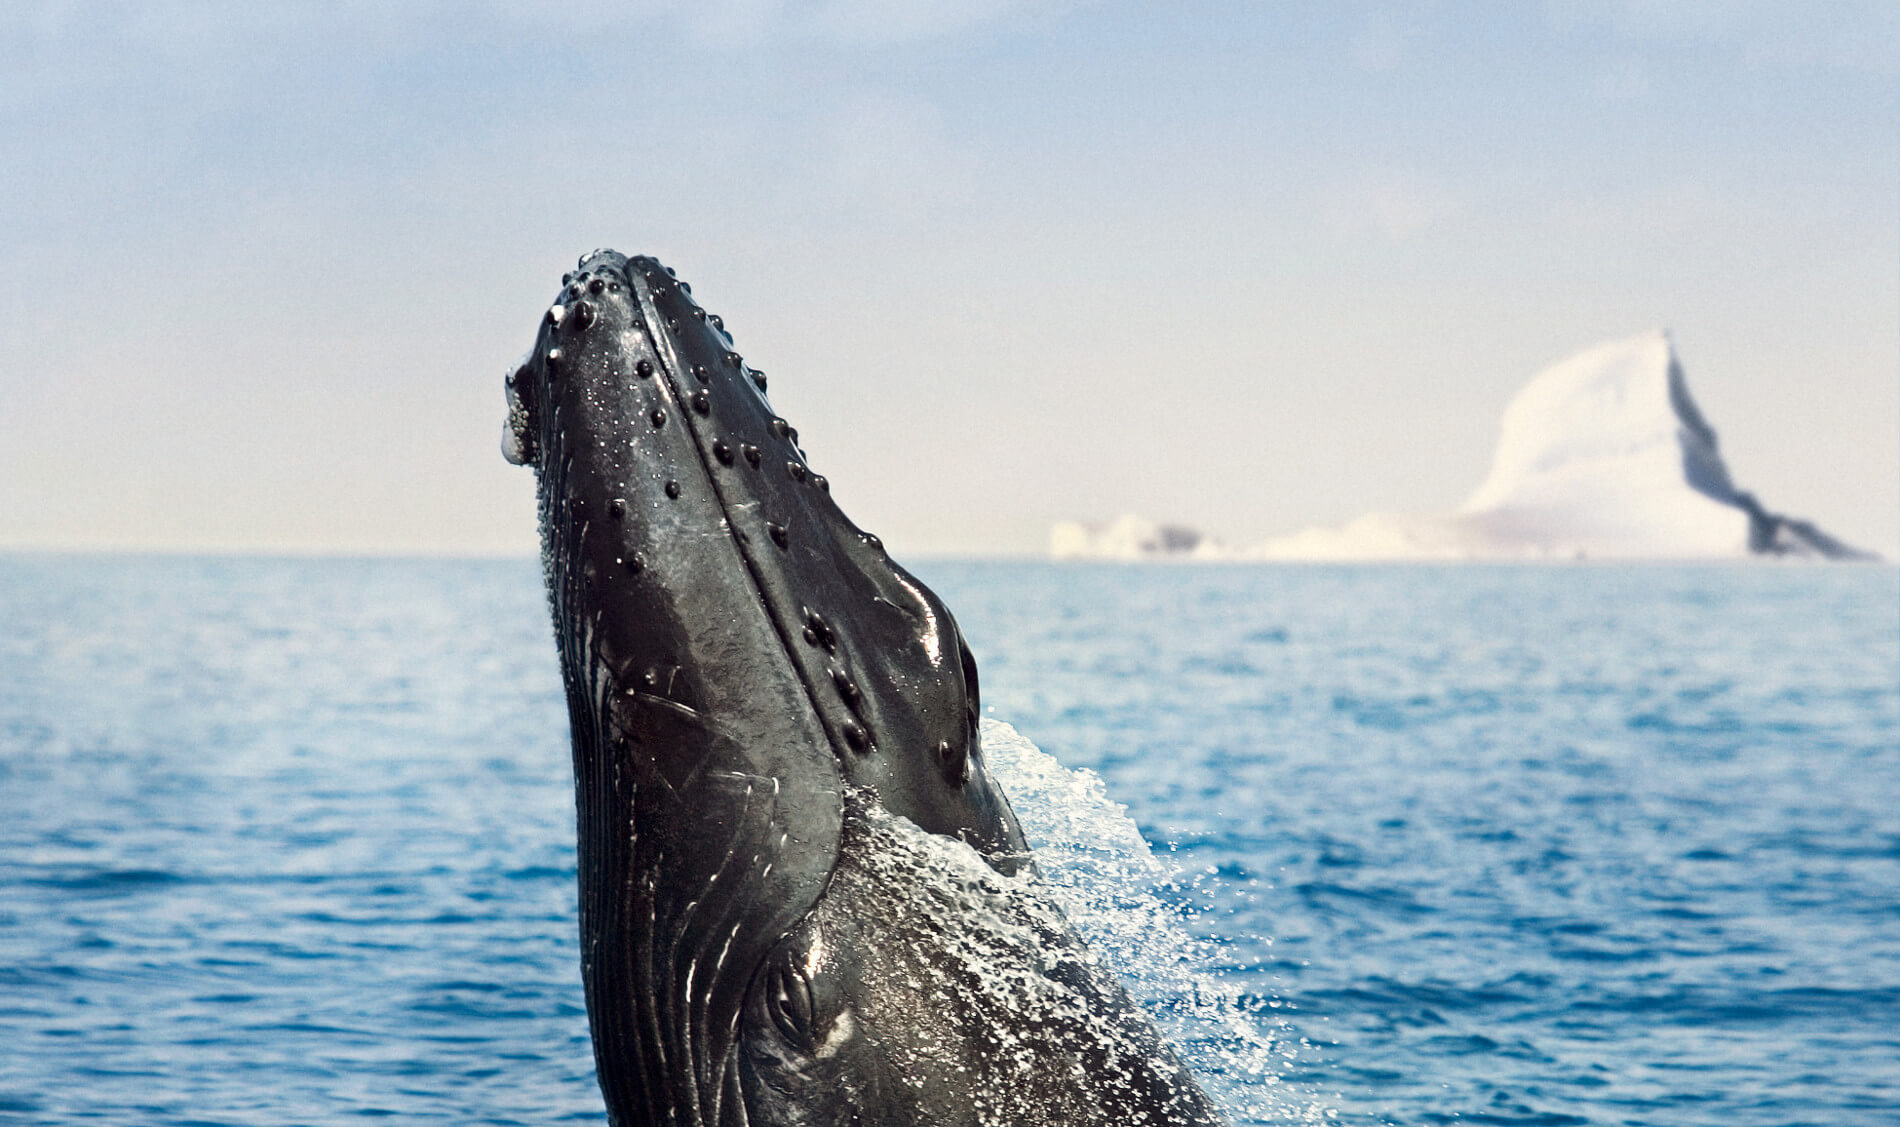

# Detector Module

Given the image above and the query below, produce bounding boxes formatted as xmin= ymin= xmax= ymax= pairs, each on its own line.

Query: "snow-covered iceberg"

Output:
xmin=1248 ymin=331 xmax=1875 ymax=561
xmin=1050 ymin=514 xmax=1224 ymax=560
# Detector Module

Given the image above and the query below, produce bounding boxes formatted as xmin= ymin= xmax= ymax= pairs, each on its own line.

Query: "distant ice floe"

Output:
xmin=1049 ymin=514 xmax=1226 ymax=561
xmin=1053 ymin=331 xmax=1877 ymax=562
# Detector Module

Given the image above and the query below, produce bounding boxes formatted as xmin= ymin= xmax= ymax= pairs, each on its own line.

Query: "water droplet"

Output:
xmin=650 ymin=407 xmax=667 ymax=428
xmin=667 ymin=317 xmax=679 ymax=331
xmin=609 ymin=498 xmax=626 ymax=518
xmin=841 ymin=719 xmax=870 ymax=752
xmin=691 ymin=390 xmax=710 ymax=414
xmin=714 ymin=440 xmax=734 ymax=465
xmin=589 ymin=278 xmax=605 ymax=295
xmin=636 ymin=359 xmax=654 ymax=379
xmin=787 ymin=461 xmax=807 ymax=482
xmin=768 ymin=522 xmax=788 ymax=549
xmin=742 ymin=444 xmax=761 ymax=467
xmin=642 ymin=668 xmax=660 ymax=688
xmin=665 ymin=480 xmax=681 ymax=499
xmin=547 ymin=349 xmax=564 ymax=372
xmin=572 ymin=497 xmax=589 ymax=518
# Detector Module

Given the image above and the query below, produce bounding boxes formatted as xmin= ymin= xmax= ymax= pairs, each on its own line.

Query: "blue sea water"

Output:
xmin=1 ymin=556 xmax=1895 ymax=1126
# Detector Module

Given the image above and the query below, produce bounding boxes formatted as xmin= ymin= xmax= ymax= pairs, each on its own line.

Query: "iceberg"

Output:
xmin=1050 ymin=514 xmax=1223 ymax=560
xmin=1051 ymin=333 xmax=1876 ymax=563
xmin=1249 ymin=331 xmax=1876 ymax=561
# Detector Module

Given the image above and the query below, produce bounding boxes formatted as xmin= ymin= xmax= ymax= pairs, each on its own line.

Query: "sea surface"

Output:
xmin=1 ymin=557 xmax=1895 ymax=1126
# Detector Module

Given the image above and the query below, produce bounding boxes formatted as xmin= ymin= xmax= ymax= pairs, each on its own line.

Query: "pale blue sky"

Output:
xmin=4 ymin=2 xmax=1896 ymax=555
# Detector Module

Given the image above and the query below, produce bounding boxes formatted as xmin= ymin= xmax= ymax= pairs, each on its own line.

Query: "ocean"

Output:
xmin=2 ymin=557 xmax=1895 ymax=1125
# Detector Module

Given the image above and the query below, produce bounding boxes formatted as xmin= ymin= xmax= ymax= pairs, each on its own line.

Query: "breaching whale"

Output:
xmin=503 ymin=249 xmax=1226 ymax=1127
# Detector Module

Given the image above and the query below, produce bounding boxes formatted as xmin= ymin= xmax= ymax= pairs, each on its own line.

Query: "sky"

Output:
xmin=3 ymin=1 xmax=1896 ymax=557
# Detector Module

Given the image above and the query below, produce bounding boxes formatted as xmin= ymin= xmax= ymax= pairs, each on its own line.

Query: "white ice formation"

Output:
xmin=1049 ymin=514 xmax=1224 ymax=561
xmin=1055 ymin=331 xmax=1875 ymax=562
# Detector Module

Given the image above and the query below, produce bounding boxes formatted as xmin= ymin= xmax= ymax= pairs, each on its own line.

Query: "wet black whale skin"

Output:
xmin=506 ymin=249 xmax=1225 ymax=1127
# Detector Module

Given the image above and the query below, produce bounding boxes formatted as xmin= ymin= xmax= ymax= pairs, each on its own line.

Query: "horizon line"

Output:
xmin=2 ymin=544 xmax=1888 ymax=567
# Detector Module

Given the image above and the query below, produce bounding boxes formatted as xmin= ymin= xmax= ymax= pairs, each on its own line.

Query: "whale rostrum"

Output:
xmin=504 ymin=249 xmax=1226 ymax=1126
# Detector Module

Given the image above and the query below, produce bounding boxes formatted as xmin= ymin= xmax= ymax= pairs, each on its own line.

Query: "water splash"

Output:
xmin=980 ymin=719 xmax=1334 ymax=1126
xmin=830 ymin=796 xmax=1222 ymax=1125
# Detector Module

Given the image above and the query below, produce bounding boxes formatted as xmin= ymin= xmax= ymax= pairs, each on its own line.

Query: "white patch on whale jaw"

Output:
xmin=814 ymin=1009 xmax=857 ymax=1060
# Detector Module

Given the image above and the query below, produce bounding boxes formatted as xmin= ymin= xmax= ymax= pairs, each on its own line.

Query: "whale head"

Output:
xmin=504 ymin=249 xmax=1221 ymax=1127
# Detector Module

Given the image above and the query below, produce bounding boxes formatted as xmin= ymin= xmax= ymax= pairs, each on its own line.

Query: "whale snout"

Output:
xmin=501 ymin=249 xmax=812 ymax=545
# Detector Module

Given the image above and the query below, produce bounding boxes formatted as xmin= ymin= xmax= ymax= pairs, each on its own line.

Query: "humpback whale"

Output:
xmin=503 ymin=249 xmax=1225 ymax=1127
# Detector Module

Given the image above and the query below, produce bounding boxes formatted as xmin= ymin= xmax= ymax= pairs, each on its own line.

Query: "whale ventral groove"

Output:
xmin=504 ymin=247 xmax=1227 ymax=1127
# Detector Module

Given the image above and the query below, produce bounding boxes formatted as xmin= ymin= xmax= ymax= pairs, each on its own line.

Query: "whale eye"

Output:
xmin=764 ymin=960 xmax=816 ymax=1050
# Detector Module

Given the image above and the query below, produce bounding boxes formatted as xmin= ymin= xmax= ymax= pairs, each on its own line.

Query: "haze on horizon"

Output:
xmin=4 ymin=2 xmax=1896 ymax=558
